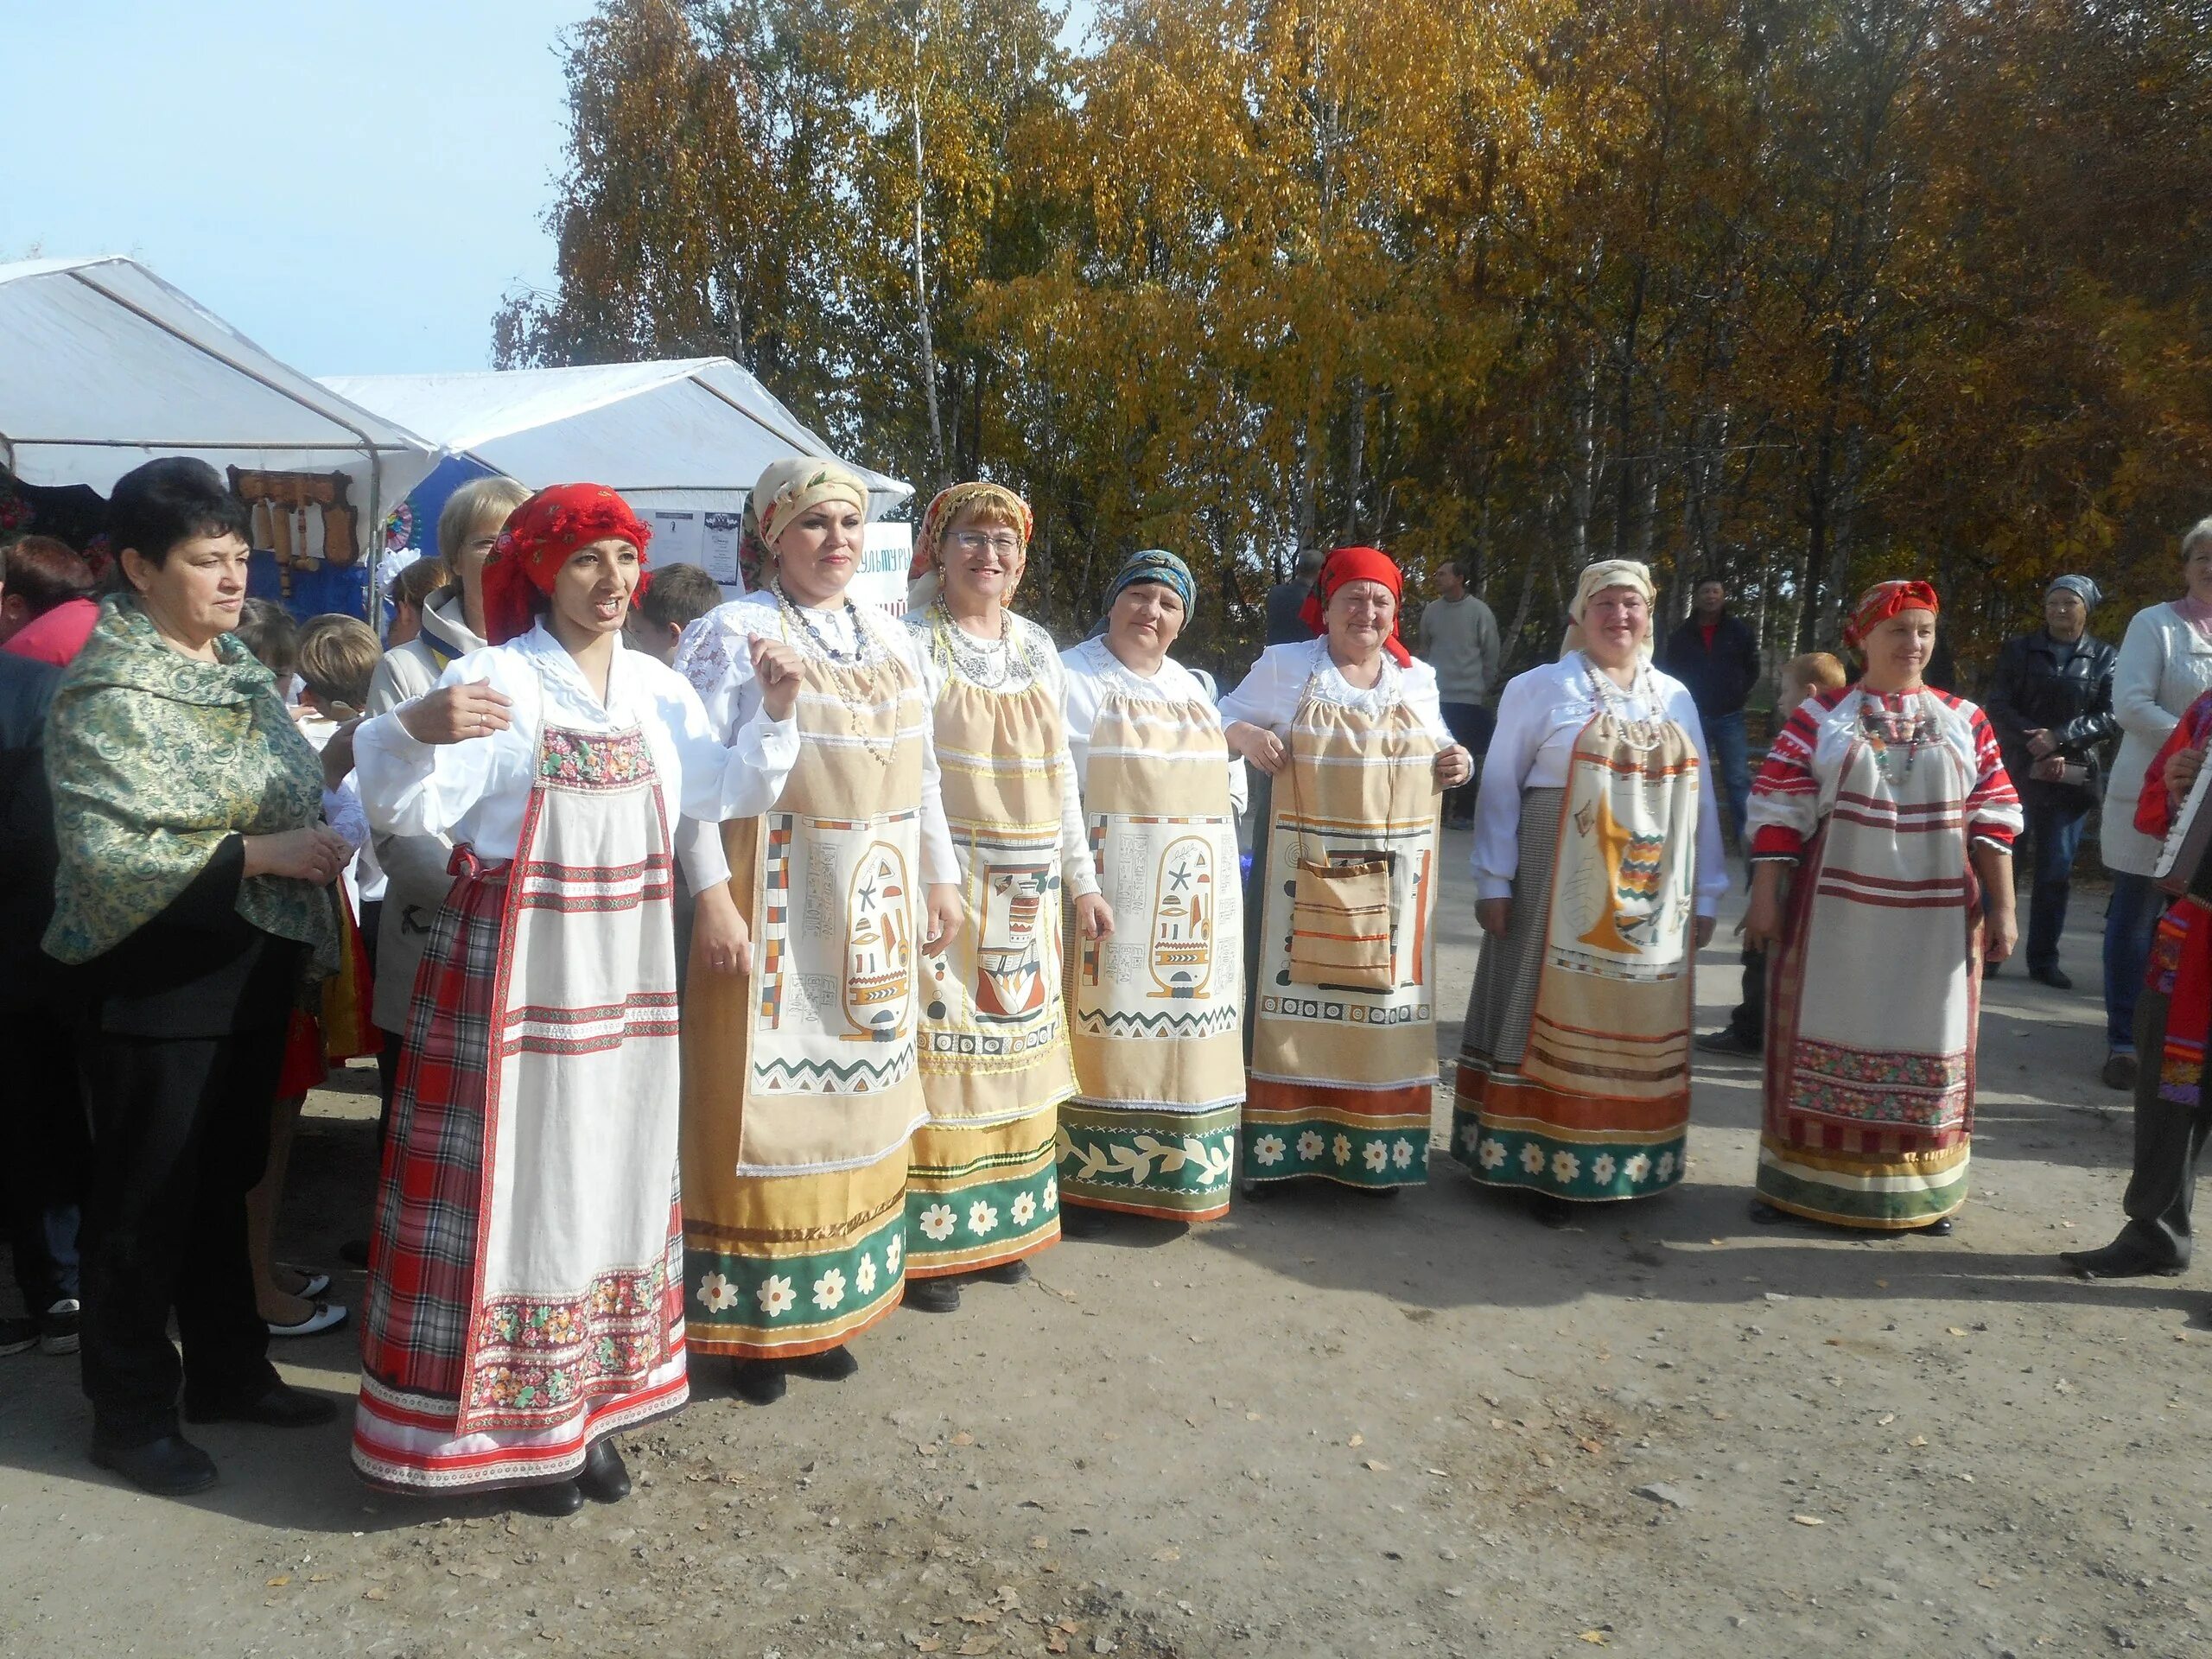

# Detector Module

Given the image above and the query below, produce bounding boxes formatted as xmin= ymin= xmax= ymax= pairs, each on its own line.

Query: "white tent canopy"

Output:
xmin=0 ymin=256 xmax=438 ymax=563
xmin=321 ymin=359 xmax=912 ymax=521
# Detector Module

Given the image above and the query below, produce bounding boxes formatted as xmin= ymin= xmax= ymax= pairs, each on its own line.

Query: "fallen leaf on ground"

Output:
xmin=1947 ymin=1326 xmax=1969 ymax=1337
xmin=1909 ymin=1435 xmax=1929 ymax=1448
xmin=1348 ymin=1433 xmax=1364 ymax=1447
xmin=1579 ymin=1632 xmax=1611 ymax=1645
xmin=911 ymin=1640 xmax=942 ymax=1654
xmin=957 ymin=1639 xmax=998 ymax=1656
xmin=1364 ymin=1459 xmax=1391 ymax=1472
xmin=265 ymin=1576 xmax=290 ymax=1588
xmin=950 ymin=1432 xmax=975 ymax=1446
xmin=1791 ymin=1515 xmax=1824 ymax=1527
xmin=1877 ymin=1413 xmax=1896 ymax=1426
xmin=1153 ymin=1548 xmax=1179 ymax=1562
xmin=1030 ymin=1536 xmax=1049 ymax=1551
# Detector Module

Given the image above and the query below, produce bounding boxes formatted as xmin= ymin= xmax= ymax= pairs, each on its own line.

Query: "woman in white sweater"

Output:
xmin=2098 ymin=518 xmax=2212 ymax=1090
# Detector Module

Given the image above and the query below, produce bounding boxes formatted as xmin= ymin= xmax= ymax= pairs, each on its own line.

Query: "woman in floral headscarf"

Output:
xmin=1742 ymin=579 xmax=2021 ymax=1235
xmin=899 ymin=481 xmax=1103 ymax=1311
xmin=1220 ymin=546 xmax=1471 ymax=1198
xmin=349 ymin=483 xmax=800 ymax=1512
xmin=1056 ymin=549 xmax=1248 ymax=1228
xmin=671 ymin=458 xmax=960 ymax=1403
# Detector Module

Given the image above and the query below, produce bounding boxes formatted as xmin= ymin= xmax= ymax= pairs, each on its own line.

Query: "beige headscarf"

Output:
xmin=744 ymin=457 xmax=869 ymax=587
xmin=1560 ymin=558 xmax=1658 ymax=659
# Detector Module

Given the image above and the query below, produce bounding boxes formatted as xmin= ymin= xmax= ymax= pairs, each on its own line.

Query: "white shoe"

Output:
xmin=41 ymin=1298 xmax=79 ymax=1356
xmin=267 ymin=1300 xmax=349 ymax=1338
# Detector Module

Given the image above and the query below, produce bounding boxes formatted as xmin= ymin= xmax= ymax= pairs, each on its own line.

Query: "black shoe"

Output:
xmin=1058 ymin=1205 xmax=1109 ymax=1239
xmin=1983 ymin=959 xmax=2002 ymax=977
xmin=91 ymin=1433 xmax=218 ymax=1497
xmin=1529 ymin=1194 xmax=1575 ymax=1229
xmin=2029 ymin=964 xmax=2073 ymax=990
xmin=2101 ymin=1051 xmax=2139 ymax=1091
xmin=787 ymin=1345 xmax=859 ymax=1382
xmin=182 ymin=1381 xmax=337 ymax=1428
xmin=903 ymin=1277 xmax=963 ymax=1313
xmin=1749 ymin=1199 xmax=1791 ymax=1226
xmin=576 ymin=1439 xmax=630 ymax=1503
xmin=0 ymin=1316 xmax=36 ymax=1357
xmin=41 ymin=1299 xmax=80 ymax=1356
xmin=512 ymin=1478 xmax=584 ymax=1517
xmin=338 ymin=1238 xmax=372 ymax=1268
xmin=1236 ymin=1179 xmax=1279 ymax=1203
xmin=729 ymin=1358 xmax=788 ymax=1405
xmin=2060 ymin=1237 xmax=2187 ymax=1279
xmin=1695 ymin=1027 xmax=1762 ymax=1057
xmin=978 ymin=1259 xmax=1030 ymax=1286
xmin=1916 ymin=1217 xmax=1955 ymax=1237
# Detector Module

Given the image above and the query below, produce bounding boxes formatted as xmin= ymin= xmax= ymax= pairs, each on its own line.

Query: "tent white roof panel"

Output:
xmin=321 ymin=359 xmax=912 ymax=517
xmin=0 ymin=256 xmax=436 ymax=522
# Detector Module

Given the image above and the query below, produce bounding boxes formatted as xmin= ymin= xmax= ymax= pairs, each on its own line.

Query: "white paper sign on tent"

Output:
xmin=855 ymin=521 xmax=914 ymax=618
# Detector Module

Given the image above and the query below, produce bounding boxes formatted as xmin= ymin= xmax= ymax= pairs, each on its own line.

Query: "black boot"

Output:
xmin=978 ymin=1259 xmax=1030 ymax=1285
xmin=787 ymin=1345 xmax=859 ymax=1382
xmin=512 ymin=1478 xmax=584 ymax=1517
xmin=1058 ymin=1205 xmax=1109 ymax=1239
xmin=183 ymin=1381 xmax=337 ymax=1428
xmin=2060 ymin=1233 xmax=2187 ymax=1278
xmin=577 ymin=1439 xmax=630 ymax=1503
xmin=730 ymin=1358 xmax=788 ymax=1405
xmin=903 ymin=1277 xmax=963 ymax=1314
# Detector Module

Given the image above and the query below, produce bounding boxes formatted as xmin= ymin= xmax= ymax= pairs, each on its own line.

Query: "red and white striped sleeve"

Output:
xmin=1952 ymin=696 xmax=2023 ymax=850
xmin=1745 ymin=690 xmax=1838 ymax=861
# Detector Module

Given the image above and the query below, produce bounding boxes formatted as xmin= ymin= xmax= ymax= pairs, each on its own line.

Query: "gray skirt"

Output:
xmin=1459 ymin=787 xmax=1565 ymax=1068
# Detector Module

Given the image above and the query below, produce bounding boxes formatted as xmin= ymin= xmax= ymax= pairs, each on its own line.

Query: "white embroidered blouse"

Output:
xmin=1471 ymin=653 xmax=1729 ymax=918
xmin=671 ymin=589 xmax=958 ymax=890
xmin=354 ymin=622 xmax=798 ymax=862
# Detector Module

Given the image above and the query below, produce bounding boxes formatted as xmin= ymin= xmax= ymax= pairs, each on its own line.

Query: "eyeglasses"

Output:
xmin=950 ymin=531 xmax=1023 ymax=557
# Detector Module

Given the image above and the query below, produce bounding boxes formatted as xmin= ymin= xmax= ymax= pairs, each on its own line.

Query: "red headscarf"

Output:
xmin=480 ymin=483 xmax=652 ymax=645
xmin=1842 ymin=579 xmax=1939 ymax=651
xmin=1300 ymin=545 xmax=1411 ymax=666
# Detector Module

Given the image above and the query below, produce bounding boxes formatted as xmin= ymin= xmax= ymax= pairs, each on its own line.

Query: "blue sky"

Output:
xmin=5 ymin=1 xmax=601 ymax=375
xmin=7 ymin=2 xmax=1098 ymax=379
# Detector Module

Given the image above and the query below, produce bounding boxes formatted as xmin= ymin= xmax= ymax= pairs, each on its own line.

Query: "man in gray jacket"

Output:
xmin=1417 ymin=558 xmax=1502 ymax=828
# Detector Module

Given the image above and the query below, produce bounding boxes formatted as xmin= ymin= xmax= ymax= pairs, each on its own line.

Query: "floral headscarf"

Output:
xmin=908 ymin=481 xmax=1033 ymax=610
xmin=741 ymin=458 xmax=870 ymax=588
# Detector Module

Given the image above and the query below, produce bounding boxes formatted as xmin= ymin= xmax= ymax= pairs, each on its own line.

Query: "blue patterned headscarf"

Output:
xmin=1105 ymin=548 xmax=1196 ymax=615
xmin=2046 ymin=574 xmax=2101 ymax=610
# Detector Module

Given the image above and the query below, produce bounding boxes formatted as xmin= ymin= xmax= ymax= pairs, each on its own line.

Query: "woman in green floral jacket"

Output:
xmin=43 ymin=459 xmax=353 ymax=1499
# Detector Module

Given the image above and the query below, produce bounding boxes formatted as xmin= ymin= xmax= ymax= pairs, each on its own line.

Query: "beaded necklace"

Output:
xmin=769 ymin=580 xmax=894 ymax=766
xmin=1580 ymin=652 xmax=1665 ymax=753
xmin=931 ymin=596 xmax=1044 ymax=690
xmin=1857 ymin=686 xmax=1934 ymax=786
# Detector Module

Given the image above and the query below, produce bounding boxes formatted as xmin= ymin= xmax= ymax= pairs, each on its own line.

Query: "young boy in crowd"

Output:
xmin=1696 ymin=652 xmax=1848 ymax=1058
xmin=626 ymin=562 xmax=725 ymax=665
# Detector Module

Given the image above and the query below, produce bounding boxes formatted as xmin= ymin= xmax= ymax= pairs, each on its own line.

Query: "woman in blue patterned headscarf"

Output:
xmin=1056 ymin=548 xmax=1249 ymax=1230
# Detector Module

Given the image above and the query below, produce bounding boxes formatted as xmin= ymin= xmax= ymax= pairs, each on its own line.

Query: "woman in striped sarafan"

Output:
xmin=1743 ymin=580 xmax=2022 ymax=1236
xmin=350 ymin=486 xmax=799 ymax=1515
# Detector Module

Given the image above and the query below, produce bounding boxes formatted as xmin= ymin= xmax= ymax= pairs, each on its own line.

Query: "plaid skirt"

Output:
xmin=357 ymin=855 xmax=504 ymax=1399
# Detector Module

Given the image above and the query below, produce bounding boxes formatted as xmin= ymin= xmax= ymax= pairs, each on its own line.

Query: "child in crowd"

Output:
xmin=233 ymin=599 xmax=301 ymax=705
xmin=626 ymin=562 xmax=725 ymax=665
xmin=385 ymin=553 xmax=452 ymax=651
xmin=1696 ymin=651 xmax=1849 ymax=1058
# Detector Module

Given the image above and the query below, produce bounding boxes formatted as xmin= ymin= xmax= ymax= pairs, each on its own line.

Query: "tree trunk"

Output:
xmin=909 ymin=29 xmax=944 ymax=480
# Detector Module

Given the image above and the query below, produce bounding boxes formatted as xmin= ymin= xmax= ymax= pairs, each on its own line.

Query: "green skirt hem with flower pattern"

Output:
xmin=683 ymin=1204 xmax=906 ymax=1359
xmin=1449 ymin=1109 xmax=1685 ymax=1201
xmin=904 ymin=1154 xmax=1060 ymax=1276
xmin=1240 ymin=1119 xmax=1431 ymax=1189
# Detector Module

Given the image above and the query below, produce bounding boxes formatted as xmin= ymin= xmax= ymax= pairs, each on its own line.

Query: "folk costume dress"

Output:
xmin=1058 ymin=636 xmax=1248 ymax=1220
xmin=1452 ymin=654 xmax=1726 ymax=1200
xmin=672 ymin=590 xmax=956 ymax=1357
xmin=1746 ymin=683 xmax=2021 ymax=1229
xmin=349 ymin=624 xmax=796 ymax=1494
xmin=903 ymin=606 xmax=1096 ymax=1273
xmin=1221 ymin=637 xmax=1452 ymax=1189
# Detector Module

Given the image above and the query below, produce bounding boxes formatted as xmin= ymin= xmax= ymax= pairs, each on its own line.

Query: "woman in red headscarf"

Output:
xmin=347 ymin=484 xmax=805 ymax=1512
xmin=1219 ymin=547 xmax=1472 ymax=1195
xmin=1742 ymin=579 xmax=2021 ymax=1235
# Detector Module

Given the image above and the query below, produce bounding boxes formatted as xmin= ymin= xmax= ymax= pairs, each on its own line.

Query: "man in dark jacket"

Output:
xmin=1263 ymin=546 xmax=1325 ymax=645
xmin=1982 ymin=574 xmax=2120 ymax=988
xmin=0 ymin=650 xmax=85 ymax=1360
xmin=1660 ymin=576 xmax=1762 ymax=848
